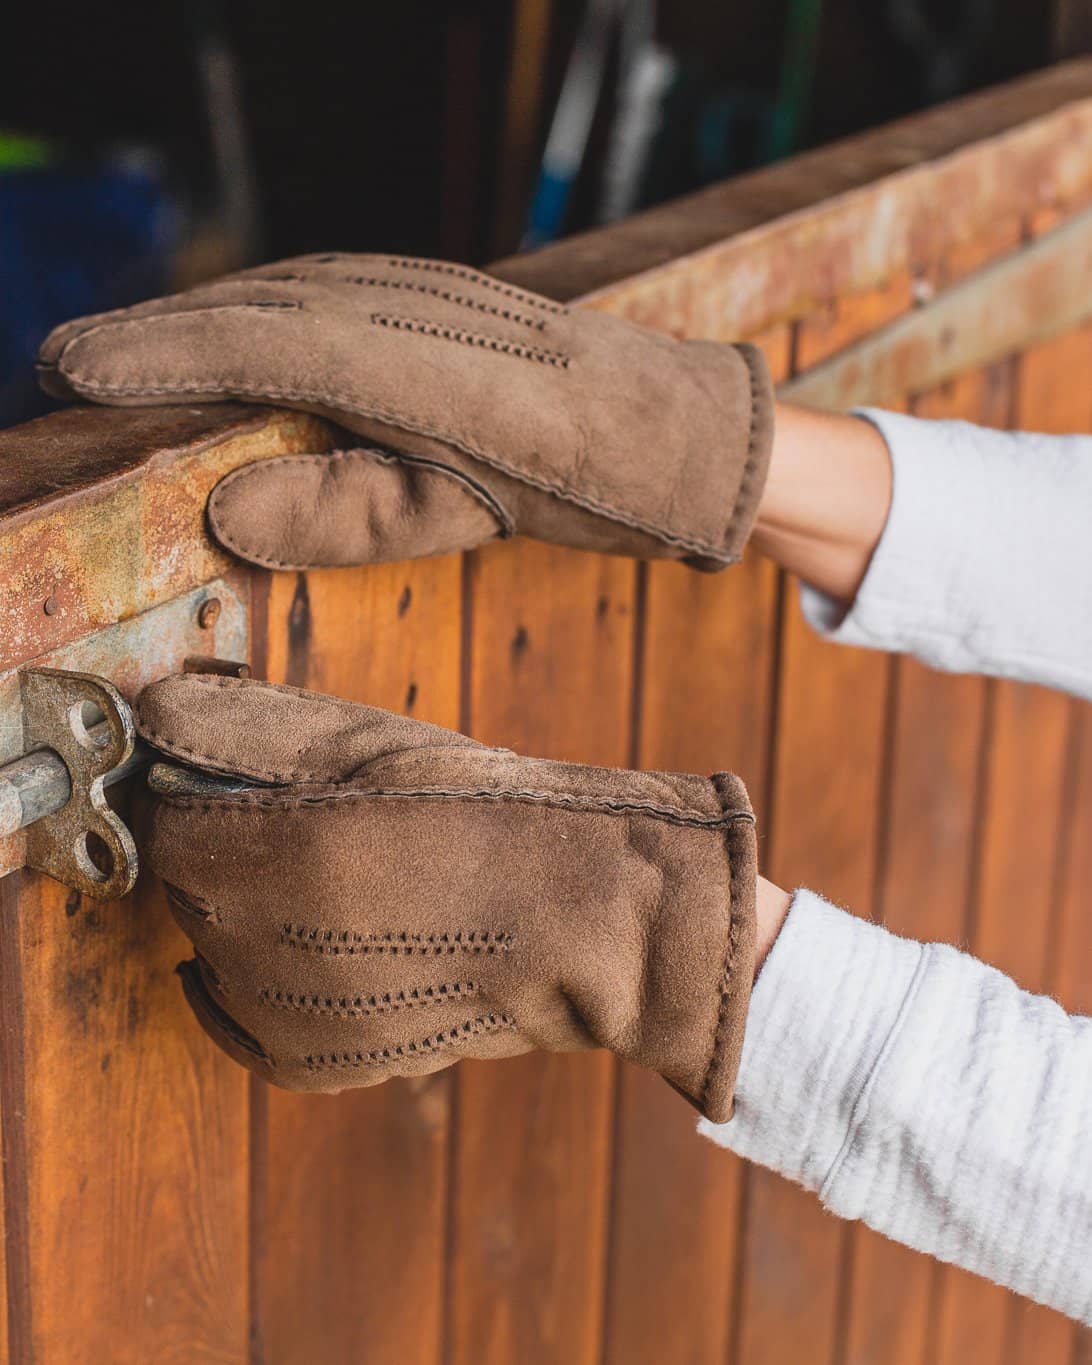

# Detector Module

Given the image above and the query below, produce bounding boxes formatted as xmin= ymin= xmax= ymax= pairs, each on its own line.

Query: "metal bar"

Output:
xmin=0 ymin=723 xmax=152 ymax=840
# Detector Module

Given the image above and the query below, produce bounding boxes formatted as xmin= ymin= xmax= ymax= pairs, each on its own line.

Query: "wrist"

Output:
xmin=755 ymin=876 xmax=793 ymax=977
xmin=752 ymin=404 xmax=893 ymax=603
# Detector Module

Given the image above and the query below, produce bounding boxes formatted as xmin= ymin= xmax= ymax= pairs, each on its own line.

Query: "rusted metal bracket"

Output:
xmin=0 ymin=576 xmax=249 ymax=895
xmin=15 ymin=669 xmax=142 ymax=899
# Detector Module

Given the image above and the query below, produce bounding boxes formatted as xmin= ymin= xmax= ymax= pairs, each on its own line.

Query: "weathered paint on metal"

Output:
xmin=780 ymin=207 xmax=1092 ymax=409
xmin=0 ymin=407 xmax=332 ymax=673
xmin=496 ymin=59 xmax=1092 ymax=339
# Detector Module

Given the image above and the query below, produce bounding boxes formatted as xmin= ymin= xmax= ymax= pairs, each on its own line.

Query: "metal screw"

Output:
xmin=197 ymin=598 xmax=221 ymax=630
xmin=43 ymin=596 xmax=58 ymax=616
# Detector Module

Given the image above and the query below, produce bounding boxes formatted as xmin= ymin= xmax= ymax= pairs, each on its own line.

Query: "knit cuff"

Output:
xmin=698 ymin=889 xmax=923 ymax=1193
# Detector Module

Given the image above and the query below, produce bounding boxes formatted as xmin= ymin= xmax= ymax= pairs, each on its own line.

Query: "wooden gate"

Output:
xmin=1 ymin=59 xmax=1090 ymax=1365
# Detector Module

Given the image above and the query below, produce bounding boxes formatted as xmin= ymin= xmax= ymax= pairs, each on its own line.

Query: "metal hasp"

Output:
xmin=16 ymin=668 xmax=141 ymax=900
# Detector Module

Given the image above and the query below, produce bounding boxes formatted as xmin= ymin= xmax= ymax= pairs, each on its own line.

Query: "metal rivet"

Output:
xmin=197 ymin=598 xmax=221 ymax=629
xmin=43 ymin=596 xmax=58 ymax=616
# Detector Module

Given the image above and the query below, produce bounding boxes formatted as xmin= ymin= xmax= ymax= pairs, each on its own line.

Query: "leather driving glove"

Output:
xmin=136 ymin=673 xmax=758 ymax=1121
xmin=38 ymin=253 xmax=774 ymax=572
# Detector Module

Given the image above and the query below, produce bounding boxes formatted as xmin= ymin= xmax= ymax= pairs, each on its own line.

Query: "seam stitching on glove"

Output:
xmin=302 ymin=1012 xmax=516 ymax=1071
xmin=383 ymin=258 xmax=568 ymax=314
xmin=59 ymin=367 xmax=731 ymax=558
xmin=280 ymin=927 xmax=513 ymax=956
xmin=208 ymin=446 xmax=515 ymax=571
xmin=339 ymin=277 xmax=548 ymax=330
xmin=162 ymin=785 xmax=758 ymax=830
xmin=369 ymin=314 xmax=570 ymax=368
xmin=259 ymin=981 xmax=478 ymax=1016
xmin=700 ymin=807 xmax=748 ymax=1113
xmin=720 ymin=344 xmax=764 ymax=555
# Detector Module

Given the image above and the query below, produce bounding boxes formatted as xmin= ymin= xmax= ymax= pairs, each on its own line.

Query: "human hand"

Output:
xmin=136 ymin=673 xmax=758 ymax=1120
xmin=38 ymin=254 xmax=773 ymax=573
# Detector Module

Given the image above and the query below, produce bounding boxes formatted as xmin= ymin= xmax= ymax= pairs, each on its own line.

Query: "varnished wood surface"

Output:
xmin=0 ymin=68 xmax=1090 ymax=1365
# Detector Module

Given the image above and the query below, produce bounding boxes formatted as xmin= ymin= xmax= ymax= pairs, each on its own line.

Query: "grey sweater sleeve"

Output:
xmin=799 ymin=409 xmax=1092 ymax=699
xmin=701 ymin=892 xmax=1092 ymax=1324
xmin=702 ymin=413 xmax=1092 ymax=1322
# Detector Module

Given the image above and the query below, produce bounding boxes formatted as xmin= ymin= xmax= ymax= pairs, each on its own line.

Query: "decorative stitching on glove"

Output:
xmin=720 ymin=344 xmax=765 ymax=556
xmin=338 ymin=277 xmax=549 ymax=330
xmin=700 ymin=804 xmax=749 ymax=1113
xmin=60 ymin=366 xmax=728 ymax=559
xmin=303 ymin=1012 xmax=516 ymax=1071
xmin=259 ymin=981 xmax=478 ymax=1018
xmin=369 ymin=314 xmax=570 ymax=368
xmin=207 ymin=446 xmax=514 ymax=572
xmin=58 ymin=318 xmax=759 ymax=560
xmin=168 ymin=784 xmax=757 ymax=830
xmin=280 ymin=926 xmax=514 ymax=957
xmin=383 ymin=258 xmax=567 ymax=314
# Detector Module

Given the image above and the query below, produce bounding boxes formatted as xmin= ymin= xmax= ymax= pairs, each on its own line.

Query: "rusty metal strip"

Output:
xmin=1 ymin=65 xmax=1091 ymax=683
xmin=0 ymin=409 xmax=330 ymax=673
xmin=779 ymin=207 xmax=1092 ymax=409
xmin=497 ymin=59 xmax=1092 ymax=335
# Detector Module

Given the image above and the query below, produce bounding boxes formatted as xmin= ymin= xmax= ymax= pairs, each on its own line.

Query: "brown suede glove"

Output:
xmin=37 ymin=254 xmax=774 ymax=572
xmin=136 ymin=674 xmax=758 ymax=1121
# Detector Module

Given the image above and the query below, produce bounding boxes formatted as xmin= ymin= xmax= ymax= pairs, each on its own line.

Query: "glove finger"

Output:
xmin=36 ymin=278 xmax=306 ymax=398
xmin=176 ymin=955 xmax=278 ymax=1078
xmin=37 ymin=289 xmax=308 ymax=405
xmin=208 ymin=447 xmax=504 ymax=570
xmin=135 ymin=674 xmax=479 ymax=785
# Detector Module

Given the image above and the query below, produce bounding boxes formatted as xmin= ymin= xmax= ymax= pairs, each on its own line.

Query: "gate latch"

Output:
xmin=0 ymin=656 xmax=249 ymax=901
xmin=11 ymin=668 xmax=144 ymax=900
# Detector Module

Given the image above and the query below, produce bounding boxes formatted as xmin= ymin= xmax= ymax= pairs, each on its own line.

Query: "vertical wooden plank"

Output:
xmin=0 ymin=874 xmax=27 ymax=1365
xmin=10 ymin=871 xmax=249 ymax=1364
xmin=732 ymin=296 xmax=898 ymax=1365
xmin=257 ymin=556 xmax=462 ymax=1365
xmin=932 ymin=328 xmax=1090 ymax=1365
xmin=0 ymin=1085 xmax=6 ymax=1365
xmin=601 ymin=329 xmax=786 ymax=1365
xmin=604 ymin=559 xmax=779 ymax=1365
xmin=447 ymin=540 xmax=634 ymax=1365
xmin=840 ymin=369 xmax=1002 ymax=1365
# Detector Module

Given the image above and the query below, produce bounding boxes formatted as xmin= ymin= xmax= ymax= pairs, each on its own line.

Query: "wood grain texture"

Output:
xmin=256 ymin=557 xmax=463 ymax=1365
xmin=1 ymin=70 xmax=1090 ymax=1365
xmin=0 ymin=1094 xmax=5 ymax=1365
xmin=13 ymin=868 xmax=249 ymax=1364
xmin=0 ymin=874 xmax=26 ymax=1365
xmin=601 ymin=327 xmax=787 ymax=1365
xmin=446 ymin=540 xmax=634 ymax=1365
xmin=603 ymin=550 xmax=780 ymax=1365
xmin=731 ymin=284 xmax=899 ymax=1365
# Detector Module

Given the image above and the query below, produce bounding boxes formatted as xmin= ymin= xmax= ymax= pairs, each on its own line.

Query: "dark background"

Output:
xmin=0 ymin=0 xmax=1087 ymax=421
